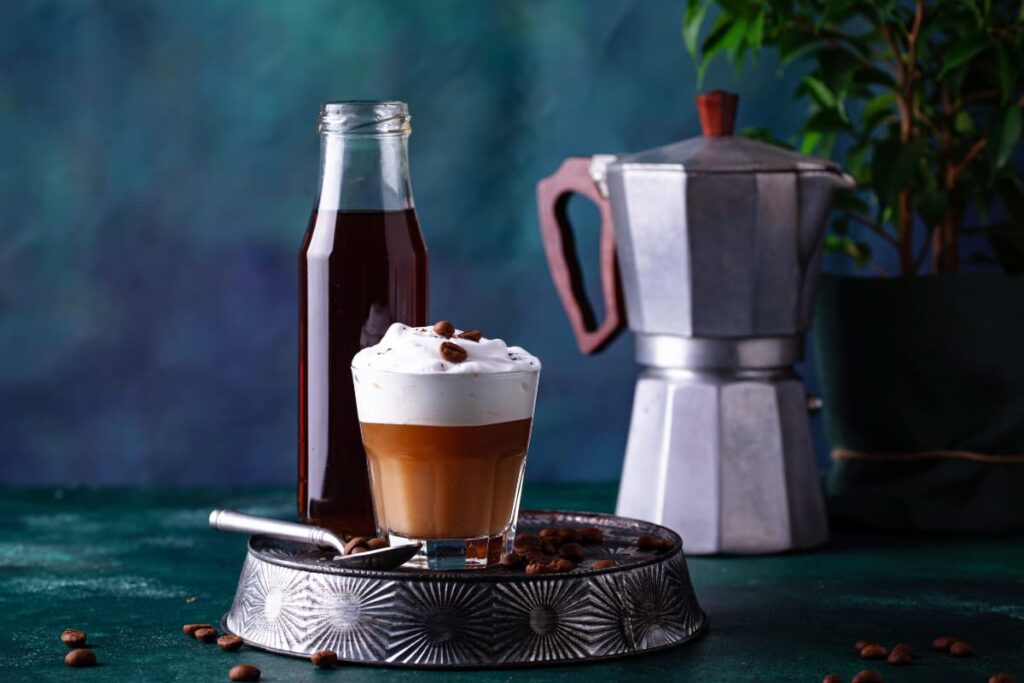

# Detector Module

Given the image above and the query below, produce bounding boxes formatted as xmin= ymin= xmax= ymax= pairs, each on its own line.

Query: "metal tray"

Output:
xmin=221 ymin=510 xmax=707 ymax=668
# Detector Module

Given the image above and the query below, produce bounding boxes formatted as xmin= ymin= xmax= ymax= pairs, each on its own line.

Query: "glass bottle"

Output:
xmin=299 ymin=101 xmax=429 ymax=536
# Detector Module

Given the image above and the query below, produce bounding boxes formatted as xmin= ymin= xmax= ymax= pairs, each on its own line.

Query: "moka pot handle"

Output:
xmin=536 ymin=157 xmax=626 ymax=354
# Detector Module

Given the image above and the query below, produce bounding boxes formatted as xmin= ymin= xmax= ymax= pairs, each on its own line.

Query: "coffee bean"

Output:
xmin=456 ymin=329 xmax=481 ymax=342
xmin=365 ymin=537 xmax=388 ymax=550
xmin=439 ymin=341 xmax=467 ymax=363
xmin=859 ymin=644 xmax=888 ymax=659
xmin=61 ymin=628 xmax=87 ymax=648
xmin=525 ymin=562 xmax=554 ymax=575
xmin=500 ymin=552 xmax=523 ymax=567
xmin=540 ymin=540 xmax=557 ymax=555
xmin=580 ymin=526 xmax=603 ymax=544
xmin=184 ymin=623 xmax=214 ymax=638
xmin=433 ymin=320 xmax=455 ymax=337
xmin=823 ymin=675 xmax=843 ymax=683
xmin=851 ymin=671 xmax=882 ymax=683
xmin=890 ymin=643 xmax=912 ymax=657
xmin=538 ymin=527 xmax=562 ymax=540
xmin=655 ymin=538 xmax=675 ymax=552
xmin=513 ymin=533 xmax=540 ymax=553
xmin=637 ymin=534 xmax=661 ymax=550
xmin=559 ymin=528 xmax=582 ymax=543
xmin=887 ymin=649 xmax=911 ymax=665
xmin=194 ymin=627 xmax=218 ymax=643
xmin=229 ymin=664 xmax=261 ymax=681
xmin=854 ymin=640 xmax=876 ymax=653
xmin=559 ymin=542 xmax=585 ymax=561
xmin=591 ymin=559 xmax=616 ymax=570
xmin=217 ymin=635 xmax=244 ymax=652
xmin=552 ymin=559 xmax=575 ymax=573
xmin=989 ymin=673 xmax=1016 ymax=683
xmin=344 ymin=537 xmax=368 ymax=554
xmin=949 ymin=641 xmax=974 ymax=657
xmin=524 ymin=551 xmax=550 ymax=565
xmin=349 ymin=545 xmax=368 ymax=554
xmin=65 ymin=648 xmax=96 ymax=668
xmin=310 ymin=650 xmax=338 ymax=668
xmin=932 ymin=635 xmax=957 ymax=651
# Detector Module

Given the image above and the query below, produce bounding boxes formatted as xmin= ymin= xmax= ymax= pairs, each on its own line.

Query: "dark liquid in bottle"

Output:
xmin=299 ymin=208 xmax=428 ymax=536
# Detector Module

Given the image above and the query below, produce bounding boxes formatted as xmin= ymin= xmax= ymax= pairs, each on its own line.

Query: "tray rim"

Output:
xmin=245 ymin=508 xmax=686 ymax=581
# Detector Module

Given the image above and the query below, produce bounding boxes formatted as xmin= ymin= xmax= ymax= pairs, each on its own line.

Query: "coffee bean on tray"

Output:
xmin=513 ymin=533 xmax=540 ymax=553
xmin=851 ymin=671 xmax=882 ymax=683
xmin=859 ymin=644 xmax=888 ymax=659
xmin=637 ymin=534 xmax=660 ymax=550
xmin=540 ymin=540 xmax=557 ymax=555
xmin=823 ymin=675 xmax=843 ymax=683
xmin=217 ymin=635 xmax=244 ymax=652
xmin=229 ymin=664 xmax=261 ymax=681
xmin=538 ymin=527 xmax=562 ymax=541
xmin=433 ymin=320 xmax=455 ymax=337
xmin=61 ymin=628 xmax=87 ymax=648
xmin=932 ymin=635 xmax=957 ymax=651
xmin=310 ymin=650 xmax=338 ymax=668
xmin=349 ymin=545 xmax=368 ymax=554
xmin=65 ymin=649 xmax=97 ymax=668
xmin=552 ymin=559 xmax=575 ymax=573
xmin=559 ymin=542 xmax=585 ymax=561
xmin=500 ymin=552 xmax=524 ymax=568
xmin=949 ymin=641 xmax=974 ymax=657
xmin=456 ymin=329 xmax=481 ymax=342
xmin=591 ymin=559 xmax=616 ymax=570
xmin=887 ymin=649 xmax=911 ymax=665
xmin=580 ymin=526 xmax=603 ymax=544
xmin=559 ymin=528 xmax=582 ymax=543
xmin=525 ymin=562 xmax=554 ymax=575
xmin=194 ymin=627 xmax=218 ymax=643
xmin=184 ymin=623 xmax=214 ymax=638
xmin=344 ymin=537 xmax=368 ymax=554
xmin=365 ymin=537 xmax=388 ymax=550
xmin=439 ymin=341 xmax=467 ymax=363
xmin=989 ymin=673 xmax=1016 ymax=683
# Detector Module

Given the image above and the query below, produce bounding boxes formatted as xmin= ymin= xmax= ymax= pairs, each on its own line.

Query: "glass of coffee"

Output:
xmin=351 ymin=322 xmax=540 ymax=569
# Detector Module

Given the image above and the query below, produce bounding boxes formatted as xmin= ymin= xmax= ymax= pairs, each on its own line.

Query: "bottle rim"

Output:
xmin=318 ymin=101 xmax=410 ymax=135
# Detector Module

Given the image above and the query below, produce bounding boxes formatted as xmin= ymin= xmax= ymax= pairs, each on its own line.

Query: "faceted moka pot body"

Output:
xmin=538 ymin=92 xmax=854 ymax=554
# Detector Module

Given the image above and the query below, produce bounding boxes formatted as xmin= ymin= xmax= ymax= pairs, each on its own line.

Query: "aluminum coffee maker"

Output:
xmin=537 ymin=91 xmax=854 ymax=554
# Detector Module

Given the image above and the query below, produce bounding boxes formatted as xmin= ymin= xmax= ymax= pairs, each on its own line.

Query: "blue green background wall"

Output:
xmin=1 ymin=0 xmax=824 ymax=485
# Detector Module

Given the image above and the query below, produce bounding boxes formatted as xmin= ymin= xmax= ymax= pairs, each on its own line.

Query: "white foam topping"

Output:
xmin=351 ymin=323 xmax=540 ymax=426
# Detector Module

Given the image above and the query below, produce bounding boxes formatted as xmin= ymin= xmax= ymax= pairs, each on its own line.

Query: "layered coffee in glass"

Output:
xmin=351 ymin=322 xmax=540 ymax=569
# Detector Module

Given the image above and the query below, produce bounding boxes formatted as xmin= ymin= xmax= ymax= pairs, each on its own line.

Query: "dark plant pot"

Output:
xmin=814 ymin=273 xmax=1024 ymax=532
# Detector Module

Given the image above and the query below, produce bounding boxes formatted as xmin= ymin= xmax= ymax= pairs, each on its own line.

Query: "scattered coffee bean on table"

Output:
xmin=61 ymin=628 xmax=87 ymax=648
xmin=229 ymin=663 xmax=261 ymax=681
xmin=949 ymin=640 xmax=974 ymax=657
xmin=932 ymin=635 xmax=957 ymax=651
xmin=432 ymin=320 xmax=455 ymax=337
xmin=591 ymin=559 xmax=616 ymax=570
xmin=183 ymin=623 xmax=214 ymax=638
xmin=822 ymin=674 xmax=843 ymax=683
xmin=851 ymin=670 xmax=882 ymax=683
xmin=559 ymin=542 xmax=585 ymax=561
xmin=65 ymin=649 xmax=97 ymax=668
xmin=887 ymin=648 xmax=911 ymax=665
xmin=194 ymin=627 xmax=218 ymax=643
xmin=580 ymin=526 xmax=603 ymax=544
xmin=854 ymin=639 xmax=875 ymax=653
xmin=989 ymin=673 xmax=1016 ymax=683
xmin=217 ymin=635 xmax=244 ymax=652
xmin=890 ymin=643 xmax=912 ymax=657
xmin=859 ymin=644 xmax=888 ymax=659
xmin=310 ymin=650 xmax=338 ymax=668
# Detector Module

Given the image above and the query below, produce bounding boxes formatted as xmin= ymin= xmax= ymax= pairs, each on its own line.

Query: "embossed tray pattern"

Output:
xmin=221 ymin=510 xmax=707 ymax=668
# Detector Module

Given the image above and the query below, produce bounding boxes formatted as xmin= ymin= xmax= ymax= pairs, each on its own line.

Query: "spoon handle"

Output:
xmin=208 ymin=509 xmax=346 ymax=555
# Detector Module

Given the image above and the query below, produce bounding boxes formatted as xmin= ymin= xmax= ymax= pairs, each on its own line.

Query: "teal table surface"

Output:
xmin=1 ymin=485 xmax=1022 ymax=682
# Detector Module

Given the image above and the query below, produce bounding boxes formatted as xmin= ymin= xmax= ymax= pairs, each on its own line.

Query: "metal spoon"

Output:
xmin=208 ymin=509 xmax=420 ymax=570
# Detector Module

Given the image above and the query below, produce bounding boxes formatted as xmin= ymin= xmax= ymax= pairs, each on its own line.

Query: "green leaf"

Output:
xmin=954 ymin=111 xmax=975 ymax=136
xmin=938 ymin=36 xmax=988 ymax=79
xmin=914 ymin=188 xmax=948 ymax=227
xmin=801 ymin=130 xmax=823 ymax=155
xmin=862 ymin=92 xmax=897 ymax=132
xmin=871 ymin=140 xmax=919 ymax=208
xmin=747 ymin=11 xmax=765 ymax=49
xmin=801 ymin=108 xmax=854 ymax=134
xmin=993 ymin=106 xmax=1023 ymax=171
xmin=825 ymin=235 xmax=872 ymax=265
xmin=801 ymin=75 xmax=837 ymax=109
xmin=700 ymin=16 xmax=736 ymax=61
xmin=995 ymin=44 xmax=1015 ymax=105
xmin=683 ymin=0 xmax=711 ymax=57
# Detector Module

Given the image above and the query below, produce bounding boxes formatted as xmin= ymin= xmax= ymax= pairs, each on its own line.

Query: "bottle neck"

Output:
xmin=317 ymin=132 xmax=414 ymax=212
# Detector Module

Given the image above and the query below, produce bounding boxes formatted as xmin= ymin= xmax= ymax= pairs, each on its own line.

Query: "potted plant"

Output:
xmin=686 ymin=0 xmax=1024 ymax=531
